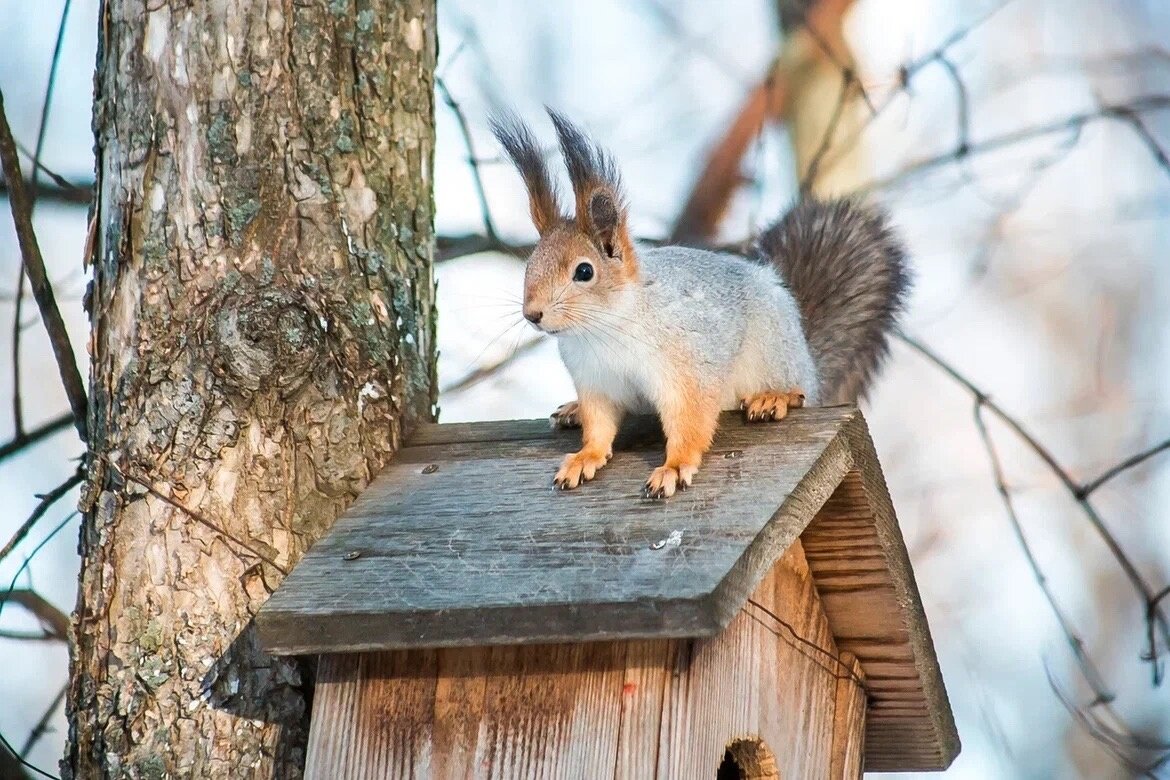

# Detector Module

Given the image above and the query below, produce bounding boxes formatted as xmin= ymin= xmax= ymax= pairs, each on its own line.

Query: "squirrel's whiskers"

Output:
xmin=492 ymin=108 xmax=910 ymax=498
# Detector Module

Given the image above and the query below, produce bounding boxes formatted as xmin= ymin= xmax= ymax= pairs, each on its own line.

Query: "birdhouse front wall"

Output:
xmin=305 ymin=540 xmax=866 ymax=779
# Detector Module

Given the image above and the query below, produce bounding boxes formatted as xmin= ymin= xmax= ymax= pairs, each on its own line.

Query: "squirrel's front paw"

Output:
xmin=549 ymin=401 xmax=581 ymax=429
xmin=643 ymin=464 xmax=698 ymax=499
xmin=553 ymin=448 xmax=611 ymax=489
xmin=741 ymin=389 xmax=805 ymax=422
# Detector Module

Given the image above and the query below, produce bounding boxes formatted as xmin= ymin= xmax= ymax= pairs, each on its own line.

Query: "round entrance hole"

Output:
xmin=716 ymin=737 xmax=780 ymax=779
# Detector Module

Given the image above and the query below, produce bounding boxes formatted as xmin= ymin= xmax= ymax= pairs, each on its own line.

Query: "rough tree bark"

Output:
xmin=66 ymin=1 xmax=437 ymax=777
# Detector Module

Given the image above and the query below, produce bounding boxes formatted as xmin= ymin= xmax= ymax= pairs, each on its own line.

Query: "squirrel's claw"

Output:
xmin=741 ymin=389 xmax=805 ymax=423
xmin=643 ymin=464 xmax=697 ymax=499
xmin=549 ymin=401 xmax=581 ymax=429
xmin=554 ymin=448 xmax=610 ymax=490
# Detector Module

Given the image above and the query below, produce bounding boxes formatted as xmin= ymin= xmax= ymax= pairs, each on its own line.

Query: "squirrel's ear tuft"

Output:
xmin=545 ymin=108 xmax=631 ymax=259
xmin=489 ymin=111 xmax=561 ymax=235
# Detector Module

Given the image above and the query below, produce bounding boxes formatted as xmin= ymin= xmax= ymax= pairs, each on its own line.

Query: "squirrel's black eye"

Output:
xmin=573 ymin=262 xmax=594 ymax=282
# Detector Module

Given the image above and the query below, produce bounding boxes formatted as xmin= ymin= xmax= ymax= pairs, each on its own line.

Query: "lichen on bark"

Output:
xmin=67 ymin=1 xmax=437 ymax=777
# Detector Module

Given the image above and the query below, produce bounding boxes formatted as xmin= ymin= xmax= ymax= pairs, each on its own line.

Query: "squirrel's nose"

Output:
xmin=524 ymin=309 xmax=543 ymax=325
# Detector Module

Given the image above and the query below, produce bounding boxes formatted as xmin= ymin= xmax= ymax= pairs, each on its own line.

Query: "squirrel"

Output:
xmin=490 ymin=109 xmax=910 ymax=498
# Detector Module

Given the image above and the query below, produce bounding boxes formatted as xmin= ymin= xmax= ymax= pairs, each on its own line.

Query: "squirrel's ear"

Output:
xmin=489 ymin=111 xmax=562 ymax=235
xmin=587 ymin=189 xmax=623 ymax=258
xmin=545 ymin=108 xmax=633 ymax=261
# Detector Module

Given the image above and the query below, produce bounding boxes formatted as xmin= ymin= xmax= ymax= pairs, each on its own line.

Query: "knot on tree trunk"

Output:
xmin=211 ymin=288 xmax=324 ymax=396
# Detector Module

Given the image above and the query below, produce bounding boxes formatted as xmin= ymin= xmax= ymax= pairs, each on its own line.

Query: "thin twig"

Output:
xmin=1082 ymin=439 xmax=1170 ymax=497
xmin=0 ymin=469 xmax=82 ymax=566
xmin=815 ymin=0 xmax=1016 ymax=176
xmin=0 ymin=511 xmax=77 ymax=629
xmin=436 ymin=77 xmax=498 ymax=243
xmin=900 ymin=333 xmax=1170 ymax=683
xmin=0 ymin=412 xmax=73 ymax=463
xmin=11 ymin=0 xmax=73 ymax=441
xmin=1046 ymin=667 xmax=1169 ymax=778
xmin=937 ymin=54 xmax=970 ymax=155
xmin=869 ymin=96 xmax=1170 ymax=192
xmin=1112 ymin=107 xmax=1170 ymax=180
xmin=436 ymin=233 xmax=677 ymax=264
xmin=972 ymin=401 xmax=1113 ymax=702
xmin=20 ymin=682 xmax=67 ymax=758
xmin=441 ymin=335 xmax=544 ymax=395
xmin=109 ymin=461 xmax=290 ymax=576
xmin=799 ymin=68 xmax=855 ymax=195
xmin=0 ymin=89 xmax=88 ymax=439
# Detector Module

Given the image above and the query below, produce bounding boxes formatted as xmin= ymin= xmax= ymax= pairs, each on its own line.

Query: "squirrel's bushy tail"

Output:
xmin=757 ymin=199 xmax=911 ymax=404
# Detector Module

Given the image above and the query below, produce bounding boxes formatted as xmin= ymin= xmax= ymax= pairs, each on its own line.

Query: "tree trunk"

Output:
xmin=66 ymin=1 xmax=437 ymax=777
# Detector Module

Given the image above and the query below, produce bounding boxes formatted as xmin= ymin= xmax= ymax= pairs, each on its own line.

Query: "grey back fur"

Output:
xmin=757 ymin=199 xmax=911 ymax=404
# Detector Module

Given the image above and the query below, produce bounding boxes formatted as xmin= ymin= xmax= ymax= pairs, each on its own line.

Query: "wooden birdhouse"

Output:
xmin=258 ymin=406 xmax=959 ymax=778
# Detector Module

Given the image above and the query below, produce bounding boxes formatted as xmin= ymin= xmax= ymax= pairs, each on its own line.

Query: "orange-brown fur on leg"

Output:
xmin=549 ymin=400 xmax=580 ymax=429
xmin=645 ymin=382 xmax=721 ymax=499
xmin=554 ymin=394 xmax=621 ymax=489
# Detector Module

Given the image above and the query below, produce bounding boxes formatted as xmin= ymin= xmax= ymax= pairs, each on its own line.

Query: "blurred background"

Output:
xmin=2 ymin=0 xmax=1169 ymax=777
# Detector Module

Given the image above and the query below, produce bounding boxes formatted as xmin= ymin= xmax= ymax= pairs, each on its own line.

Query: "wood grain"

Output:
xmin=304 ymin=542 xmax=854 ymax=779
xmin=802 ymin=414 xmax=961 ymax=771
xmin=655 ymin=540 xmax=839 ymax=779
xmin=268 ymin=405 xmax=960 ymax=772
xmin=830 ymin=651 xmax=866 ymax=779
xmin=258 ymin=407 xmax=856 ymax=654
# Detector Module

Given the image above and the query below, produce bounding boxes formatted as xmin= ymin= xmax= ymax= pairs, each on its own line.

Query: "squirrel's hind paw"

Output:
xmin=643 ymin=464 xmax=697 ymax=499
xmin=553 ymin=448 xmax=610 ymax=490
xmin=549 ymin=401 xmax=581 ymax=429
xmin=741 ymin=389 xmax=805 ymax=422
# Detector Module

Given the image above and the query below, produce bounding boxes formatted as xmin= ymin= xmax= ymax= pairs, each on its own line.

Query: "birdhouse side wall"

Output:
xmin=305 ymin=541 xmax=865 ymax=779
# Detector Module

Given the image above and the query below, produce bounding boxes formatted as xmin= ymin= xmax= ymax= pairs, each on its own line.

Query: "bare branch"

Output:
xmin=1047 ymin=667 xmax=1170 ymax=777
xmin=0 ymin=469 xmax=83 ymax=566
xmin=20 ymin=682 xmax=67 ymax=758
xmin=11 ymin=0 xmax=75 ymax=442
xmin=436 ymin=233 xmax=681 ymax=264
xmin=670 ymin=79 xmax=773 ymax=243
xmin=1112 ymin=107 xmax=1170 ymax=180
xmin=0 ymin=89 xmax=88 ymax=440
xmin=814 ymin=0 xmax=1016 ymax=177
xmin=1082 ymin=439 xmax=1170 ymax=498
xmin=0 ymin=413 xmax=74 ymax=463
xmin=972 ymin=401 xmax=1114 ymax=703
xmin=3 ymin=590 xmax=69 ymax=641
xmin=799 ymin=68 xmax=855 ymax=195
xmin=437 ymin=232 xmax=533 ymax=263
xmin=870 ymin=96 xmax=1170 ymax=191
xmin=108 ymin=460 xmax=290 ymax=576
xmin=899 ymin=333 xmax=1170 ymax=683
xmin=1 ymin=736 xmax=33 ymax=780
xmin=436 ymin=77 xmax=498 ymax=243
xmin=0 ymin=513 xmax=77 ymax=624
xmin=0 ymin=179 xmax=91 ymax=205
xmin=441 ymin=335 xmax=544 ymax=395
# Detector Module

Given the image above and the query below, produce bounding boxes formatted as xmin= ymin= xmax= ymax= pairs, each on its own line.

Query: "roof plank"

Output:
xmin=258 ymin=407 xmax=855 ymax=654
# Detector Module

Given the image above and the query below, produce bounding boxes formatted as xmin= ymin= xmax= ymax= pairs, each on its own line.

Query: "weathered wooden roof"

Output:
xmin=258 ymin=406 xmax=959 ymax=771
